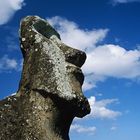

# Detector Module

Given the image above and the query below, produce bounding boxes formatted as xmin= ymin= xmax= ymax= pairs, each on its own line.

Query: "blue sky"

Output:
xmin=0 ymin=0 xmax=140 ymax=140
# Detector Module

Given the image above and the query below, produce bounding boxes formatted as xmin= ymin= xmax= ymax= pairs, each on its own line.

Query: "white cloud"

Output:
xmin=110 ymin=126 xmax=117 ymax=131
xmin=111 ymin=0 xmax=140 ymax=4
xmin=0 ymin=55 xmax=18 ymax=72
xmin=70 ymin=124 xmax=96 ymax=135
xmin=5 ymin=27 xmax=19 ymax=50
xmin=83 ymin=73 xmax=106 ymax=91
xmin=83 ymin=44 xmax=140 ymax=78
xmin=47 ymin=16 xmax=108 ymax=52
xmin=47 ymin=16 xmax=140 ymax=91
xmin=6 ymin=36 xmax=19 ymax=50
xmin=83 ymin=44 xmax=140 ymax=91
xmin=95 ymin=93 xmax=103 ymax=97
xmin=0 ymin=0 xmax=25 ymax=25
xmin=86 ymin=96 xmax=121 ymax=119
xmin=11 ymin=92 xmax=16 ymax=96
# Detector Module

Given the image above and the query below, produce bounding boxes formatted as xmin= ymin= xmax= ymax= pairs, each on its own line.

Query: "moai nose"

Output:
xmin=59 ymin=44 xmax=87 ymax=67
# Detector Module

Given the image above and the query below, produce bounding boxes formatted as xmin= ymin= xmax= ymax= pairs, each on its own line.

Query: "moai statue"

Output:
xmin=0 ymin=16 xmax=90 ymax=140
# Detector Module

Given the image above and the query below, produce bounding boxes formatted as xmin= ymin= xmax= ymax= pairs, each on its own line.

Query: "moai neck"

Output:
xmin=18 ymin=90 xmax=74 ymax=140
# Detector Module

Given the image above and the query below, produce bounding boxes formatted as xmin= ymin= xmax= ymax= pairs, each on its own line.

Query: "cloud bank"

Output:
xmin=111 ymin=0 xmax=140 ymax=4
xmin=0 ymin=55 xmax=22 ymax=72
xmin=87 ymin=96 xmax=121 ymax=119
xmin=70 ymin=96 xmax=121 ymax=134
xmin=70 ymin=124 xmax=96 ymax=135
xmin=0 ymin=55 xmax=18 ymax=72
xmin=0 ymin=0 xmax=25 ymax=25
xmin=74 ymin=96 xmax=121 ymax=120
xmin=48 ymin=16 xmax=108 ymax=52
xmin=48 ymin=16 xmax=140 ymax=91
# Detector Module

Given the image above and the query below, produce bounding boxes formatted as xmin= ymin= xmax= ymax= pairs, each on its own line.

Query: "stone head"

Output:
xmin=18 ymin=16 xmax=90 ymax=117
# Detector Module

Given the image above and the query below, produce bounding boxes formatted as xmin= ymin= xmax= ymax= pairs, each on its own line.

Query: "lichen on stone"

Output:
xmin=0 ymin=16 xmax=91 ymax=140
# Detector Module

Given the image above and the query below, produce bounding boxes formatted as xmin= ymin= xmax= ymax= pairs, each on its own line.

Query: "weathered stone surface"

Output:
xmin=0 ymin=16 xmax=90 ymax=140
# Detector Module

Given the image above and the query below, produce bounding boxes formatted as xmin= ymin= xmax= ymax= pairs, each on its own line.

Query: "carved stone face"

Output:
xmin=19 ymin=16 xmax=90 ymax=117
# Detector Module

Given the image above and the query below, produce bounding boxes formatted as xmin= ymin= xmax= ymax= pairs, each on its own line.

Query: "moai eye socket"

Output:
xmin=33 ymin=19 xmax=60 ymax=39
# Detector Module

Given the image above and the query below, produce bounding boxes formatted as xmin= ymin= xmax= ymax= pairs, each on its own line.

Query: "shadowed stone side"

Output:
xmin=0 ymin=16 xmax=91 ymax=140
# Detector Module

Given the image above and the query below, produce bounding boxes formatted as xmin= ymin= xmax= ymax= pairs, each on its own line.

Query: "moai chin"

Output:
xmin=0 ymin=16 xmax=91 ymax=140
